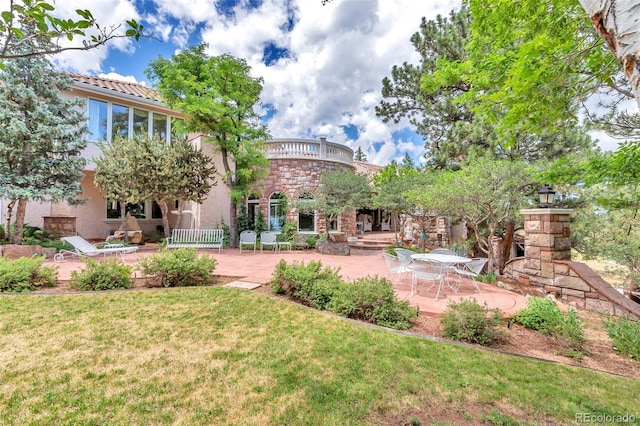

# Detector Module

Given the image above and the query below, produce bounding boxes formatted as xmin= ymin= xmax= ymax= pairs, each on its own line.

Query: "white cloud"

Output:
xmin=46 ymin=0 xmax=461 ymax=165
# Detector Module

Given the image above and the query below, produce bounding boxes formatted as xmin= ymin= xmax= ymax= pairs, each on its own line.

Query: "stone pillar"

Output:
xmin=520 ymin=209 xmax=573 ymax=287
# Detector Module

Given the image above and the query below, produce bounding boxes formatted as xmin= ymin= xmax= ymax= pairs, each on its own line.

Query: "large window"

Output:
xmin=88 ymin=99 xmax=108 ymax=141
xmin=111 ymin=104 xmax=130 ymax=139
xmin=153 ymin=113 xmax=168 ymax=140
xmin=297 ymin=192 xmax=315 ymax=232
xmin=87 ymin=99 xmax=177 ymax=143
xmin=268 ymin=192 xmax=286 ymax=231
xmin=106 ymin=199 xmax=146 ymax=219
xmin=246 ymin=195 xmax=260 ymax=229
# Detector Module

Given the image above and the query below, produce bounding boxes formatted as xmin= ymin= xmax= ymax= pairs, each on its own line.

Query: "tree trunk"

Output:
xmin=229 ymin=201 xmax=238 ymax=248
xmin=579 ymin=0 xmax=640 ymax=106
xmin=120 ymin=202 xmax=128 ymax=242
xmin=4 ymin=199 xmax=15 ymax=242
xmin=12 ymin=198 xmax=27 ymax=244
xmin=158 ymin=200 xmax=171 ymax=238
xmin=500 ymin=220 xmax=515 ymax=274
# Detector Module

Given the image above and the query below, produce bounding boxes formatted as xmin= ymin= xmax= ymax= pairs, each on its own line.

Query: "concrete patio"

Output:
xmin=47 ymin=247 xmax=528 ymax=317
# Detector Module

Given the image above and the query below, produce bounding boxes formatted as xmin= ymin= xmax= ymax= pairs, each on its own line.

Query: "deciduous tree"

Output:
xmin=146 ymin=45 xmax=270 ymax=247
xmin=0 ymin=0 xmax=142 ymax=63
xmin=94 ymin=134 xmax=217 ymax=239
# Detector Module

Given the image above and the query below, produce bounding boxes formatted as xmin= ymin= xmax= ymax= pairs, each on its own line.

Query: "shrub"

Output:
xmin=277 ymin=221 xmax=297 ymax=243
xmin=440 ymin=298 xmax=506 ymax=345
xmin=270 ymin=260 xmax=342 ymax=309
xmin=329 ymin=275 xmax=417 ymax=329
xmin=512 ymin=296 xmax=589 ymax=360
xmin=0 ymin=256 xmax=57 ymax=292
xmin=69 ymin=258 xmax=132 ymax=291
xmin=139 ymin=248 xmax=217 ymax=287
xmin=604 ymin=317 xmax=640 ymax=361
xmin=511 ymin=296 xmax=563 ymax=335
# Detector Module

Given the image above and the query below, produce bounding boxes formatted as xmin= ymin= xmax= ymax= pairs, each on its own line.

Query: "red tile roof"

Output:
xmin=67 ymin=73 xmax=162 ymax=102
xmin=353 ymin=160 xmax=382 ymax=179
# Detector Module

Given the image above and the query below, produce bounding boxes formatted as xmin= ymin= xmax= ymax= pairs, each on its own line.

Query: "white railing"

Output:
xmin=265 ymin=138 xmax=353 ymax=166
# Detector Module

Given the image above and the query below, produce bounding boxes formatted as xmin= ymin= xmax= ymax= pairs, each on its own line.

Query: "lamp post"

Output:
xmin=538 ymin=184 xmax=556 ymax=208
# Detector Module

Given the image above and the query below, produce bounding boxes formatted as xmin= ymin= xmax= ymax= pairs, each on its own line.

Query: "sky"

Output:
xmin=43 ymin=0 xmax=461 ymax=166
xmin=39 ymin=0 xmax=626 ymax=164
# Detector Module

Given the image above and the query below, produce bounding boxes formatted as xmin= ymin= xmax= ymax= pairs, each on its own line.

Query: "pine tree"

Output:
xmin=354 ymin=146 xmax=367 ymax=162
xmin=0 ymin=41 xmax=87 ymax=243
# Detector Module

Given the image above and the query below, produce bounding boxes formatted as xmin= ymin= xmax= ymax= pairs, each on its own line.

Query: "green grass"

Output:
xmin=0 ymin=287 xmax=638 ymax=425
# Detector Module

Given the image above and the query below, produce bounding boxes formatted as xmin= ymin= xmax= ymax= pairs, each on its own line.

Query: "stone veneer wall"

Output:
xmin=503 ymin=208 xmax=640 ymax=319
xmin=43 ymin=216 xmax=77 ymax=237
xmin=259 ymin=158 xmax=356 ymax=235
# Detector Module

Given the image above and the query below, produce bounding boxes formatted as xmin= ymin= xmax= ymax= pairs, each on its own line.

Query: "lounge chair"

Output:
xmin=54 ymin=236 xmax=138 ymax=262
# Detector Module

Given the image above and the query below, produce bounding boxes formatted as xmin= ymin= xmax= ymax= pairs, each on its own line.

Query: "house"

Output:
xmin=2 ymin=74 xmax=367 ymax=241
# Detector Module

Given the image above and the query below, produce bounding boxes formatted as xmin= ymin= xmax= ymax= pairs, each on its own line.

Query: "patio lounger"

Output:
xmin=54 ymin=236 xmax=138 ymax=262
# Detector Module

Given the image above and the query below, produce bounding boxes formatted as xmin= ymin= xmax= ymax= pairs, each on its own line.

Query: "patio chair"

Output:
xmin=382 ymin=252 xmax=412 ymax=284
xmin=394 ymin=248 xmax=415 ymax=269
xmin=454 ymin=258 xmax=488 ymax=294
xmin=260 ymin=231 xmax=278 ymax=253
xmin=411 ymin=259 xmax=445 ymax=300
xmin=381 ymin=215 xmax=391 ymax=232
xmin=430 ymin=248 xmax=457 ymax=256
xmin=239 ymin=230 xmax=257 ymax=253
xmin=54 ymin=235 xmax=138 ymax=262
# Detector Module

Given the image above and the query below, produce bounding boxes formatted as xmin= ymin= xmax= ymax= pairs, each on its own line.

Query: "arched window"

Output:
xmin=297 ymin=192 xmax=315 ymax=232
xmin=268 ymin=192 xmax=286 ymax=231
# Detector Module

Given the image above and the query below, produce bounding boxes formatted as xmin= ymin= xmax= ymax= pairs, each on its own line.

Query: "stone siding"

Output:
xmin=258 ymin=158 xmax=356 ymax=235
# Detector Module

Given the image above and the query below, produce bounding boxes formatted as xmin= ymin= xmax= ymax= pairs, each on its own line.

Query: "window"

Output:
xmin=133 ymin=108 xmax=149 ymax=136
xmin=326 ymin=215 xmax=338 ymax=231
xmin=268 ymin=192 xmax=286 ymax=231
xmin=153 ymin=113 xmax=168 ymax=140
xmin=297 ymin=192 xmax=315 ymax=232
xmin=111 ymin=104 xmax=129 ymax=139
xmin=246 ymin=195 xmax=260 ymax=229
xmin=106 ymin=199 xmax=146 ymax=219
xmin=88 ymin=99 xmax=108 ymax=141
xmin=151 ymin=201 xmax=163 ymax=219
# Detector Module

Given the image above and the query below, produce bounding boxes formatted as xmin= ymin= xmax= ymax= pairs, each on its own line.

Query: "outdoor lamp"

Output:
xmin=538 ymin=184 xmax=556 ymax=208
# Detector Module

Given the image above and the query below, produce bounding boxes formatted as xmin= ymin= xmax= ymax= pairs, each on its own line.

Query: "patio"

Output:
xmin=47 ymin=247 xmax=528 ymax=317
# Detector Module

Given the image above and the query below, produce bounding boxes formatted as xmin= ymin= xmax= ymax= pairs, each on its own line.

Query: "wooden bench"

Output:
xmin=166 ymin=229 xmax=224 ymax=253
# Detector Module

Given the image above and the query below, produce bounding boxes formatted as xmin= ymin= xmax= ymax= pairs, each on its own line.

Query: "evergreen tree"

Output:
xmin=0 ymin=36 xmax=87 ymax=243
xmin=354 ymin=146 xmax=367 ymax=162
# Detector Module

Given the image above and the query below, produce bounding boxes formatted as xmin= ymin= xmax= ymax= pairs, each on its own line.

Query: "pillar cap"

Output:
xmin=520 ymin=208 xmax=573 ymax=215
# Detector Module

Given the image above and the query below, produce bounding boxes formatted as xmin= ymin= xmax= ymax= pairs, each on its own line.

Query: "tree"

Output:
xmin=146 ymin=44 xmax=270 ymax=247
xmin=579 ymin=0 xmax=640 ymax=106
xmin=306 ymin=169 xmax=371 ymax=237
xmin=354 ymin=146 xmax=367 ymax=162
xmin=372 ymin=161 xmax=423 ymax=243
xmin=94 ymin=134 xmax=217 ymax=239
xmin=407 ymin=160 xmax=533 ymax=272
xmin=0 ymin=0 xmax=142 ymax=63
xmin=0 ymin=43 xmax=87 ymax=243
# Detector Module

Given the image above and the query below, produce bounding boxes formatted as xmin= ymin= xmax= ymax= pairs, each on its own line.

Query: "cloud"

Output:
xmin=49 ymin=0 xmax=462 ymax=165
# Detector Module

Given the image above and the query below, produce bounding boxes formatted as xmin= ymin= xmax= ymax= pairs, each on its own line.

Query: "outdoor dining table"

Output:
xmin=410 ymin=253 xmax=472 ymax=294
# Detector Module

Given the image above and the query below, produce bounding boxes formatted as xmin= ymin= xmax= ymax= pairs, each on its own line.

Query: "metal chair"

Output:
xmin=454 ymin=258 xmax=488 ymax=293
xmin=239 ymin=230 xmax=257 ymax=253
xmin=430 ymin=248 xmax=457 ymax=256
xmin=382 ymin=252 xmax=412 ymax=284
xmin=411 ymin=259 xmax=445 ymax=300
xmin=260 ymin=231 xmax=278 ymax=253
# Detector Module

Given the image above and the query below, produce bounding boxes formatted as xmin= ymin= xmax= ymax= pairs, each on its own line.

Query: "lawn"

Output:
xmin=0 ymin=287 xmax=638 ymax=425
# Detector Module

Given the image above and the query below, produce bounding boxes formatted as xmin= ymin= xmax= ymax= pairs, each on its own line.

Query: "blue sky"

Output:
xmin=46 ymin=0 xmax=463 ymax=166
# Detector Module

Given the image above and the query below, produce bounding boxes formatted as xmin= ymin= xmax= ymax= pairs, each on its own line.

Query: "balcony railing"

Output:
xmin=264 ymin=138 xmax=353 ymax=166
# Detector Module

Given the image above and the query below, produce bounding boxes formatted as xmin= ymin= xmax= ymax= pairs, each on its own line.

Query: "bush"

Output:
xmin=440 ymin=298 xmax=506 ymax=345
xmin=329 ymin=275 xmax=417 ymax=329
xmin=139 ymin=248 xmax=217 ymax=287
xmin=512 ymin=296 xmax=588 ymax=360
xmin=511 ymin=297 xmax=563 ymax=335
xmin=0 ymin=256 xmax=57 ymax=292
xmin=69 ymin=258 xmax=132 ymax=291
xmin=604 ymin=317 xmax=640 ymax=361
xmin=270 ymin=260 xmax=342 ymax=309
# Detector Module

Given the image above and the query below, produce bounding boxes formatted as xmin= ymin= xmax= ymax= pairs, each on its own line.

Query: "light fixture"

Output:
xmin=538 ymin=184 xmax=556 ymax=208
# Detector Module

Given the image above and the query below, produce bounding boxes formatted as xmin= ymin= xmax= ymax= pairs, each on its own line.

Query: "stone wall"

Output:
xmin=258 ymin=158 xmax=356 ymax=235
xmin=43 ymin=216 xmax=77 ymax=237
xmin=504 ymin=257 xmax=640 ymax=319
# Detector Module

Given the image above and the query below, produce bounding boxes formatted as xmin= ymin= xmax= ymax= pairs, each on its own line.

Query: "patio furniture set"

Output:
xmin=383 ymin=248 xmax=488 ymax=301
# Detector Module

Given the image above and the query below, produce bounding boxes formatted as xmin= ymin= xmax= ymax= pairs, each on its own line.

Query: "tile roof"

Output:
xmin=353 ymin=160 xmax=382 ymax=179
xmin=67 ymin=73 xmax=162 ymax=102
